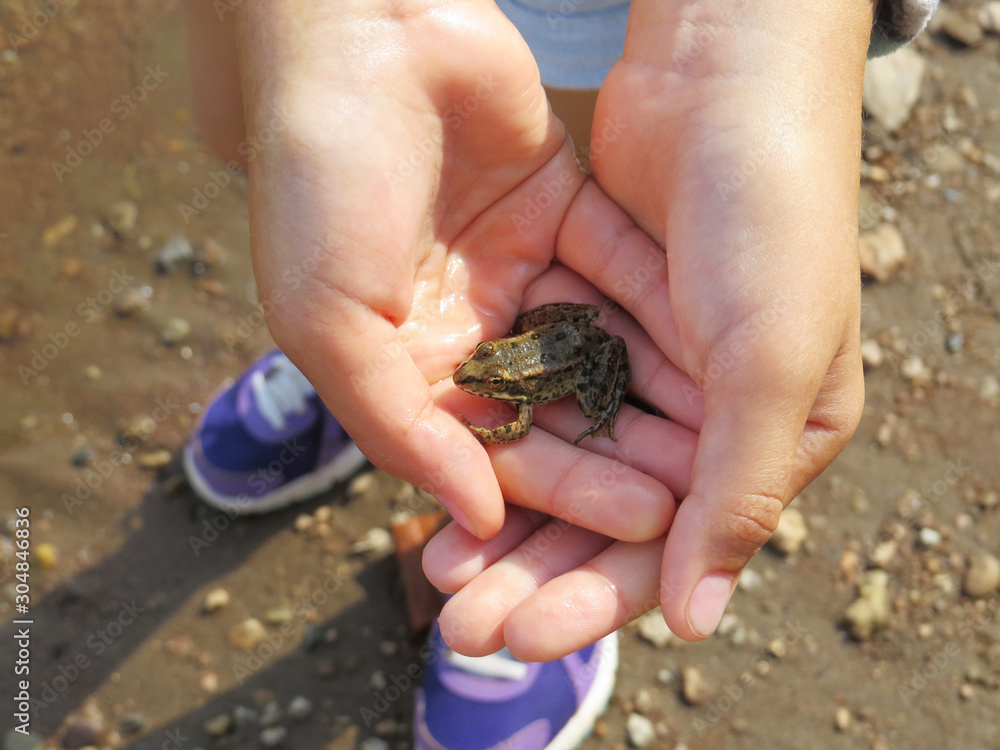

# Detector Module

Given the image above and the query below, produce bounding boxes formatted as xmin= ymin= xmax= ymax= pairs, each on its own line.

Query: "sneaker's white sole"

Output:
xmin=182 ymin=442 xmax=369 ymax=516
xmin=546 ymin=632 xmax=618 ymax=750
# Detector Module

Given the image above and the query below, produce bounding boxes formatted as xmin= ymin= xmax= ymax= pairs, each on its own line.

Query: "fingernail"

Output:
xmin=688 ymin=573 xmax=734 ymax=638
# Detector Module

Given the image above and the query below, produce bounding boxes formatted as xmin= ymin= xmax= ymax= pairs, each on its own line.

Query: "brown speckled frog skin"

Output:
xmin=453 ymin=302 xmax=630 ymax=445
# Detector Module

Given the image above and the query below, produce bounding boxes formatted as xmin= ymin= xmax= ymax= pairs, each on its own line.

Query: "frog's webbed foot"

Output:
xmin=460 ymin=404 xmax=533 ymax=445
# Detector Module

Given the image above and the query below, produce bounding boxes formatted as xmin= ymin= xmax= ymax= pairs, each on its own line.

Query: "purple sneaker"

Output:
xmin=414 ymin=625 xmax=618 ymax=750
xmin=184 ymin=350 xmax=368 ymax=514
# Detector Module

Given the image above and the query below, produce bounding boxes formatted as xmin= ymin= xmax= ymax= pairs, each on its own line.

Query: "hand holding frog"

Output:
xmin=234 ymin=1 xmax=683 ymax=544
xmin=426 ymin=0 xmax=870 ymax=658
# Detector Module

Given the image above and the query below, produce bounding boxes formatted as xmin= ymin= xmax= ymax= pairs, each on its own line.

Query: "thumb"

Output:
xmin=659 ymin=354 xmax=817 ymax=640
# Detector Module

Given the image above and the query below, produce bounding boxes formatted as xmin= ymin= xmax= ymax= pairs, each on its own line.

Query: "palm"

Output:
xmin=243 ymin=3 xmax=648 ymax=537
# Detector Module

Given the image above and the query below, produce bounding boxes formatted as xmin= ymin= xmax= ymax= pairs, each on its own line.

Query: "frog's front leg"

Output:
xmin=574 ymin=335 xmax=630 ymax=444
xmin=461 ymin=403 xmax=534 ymax=445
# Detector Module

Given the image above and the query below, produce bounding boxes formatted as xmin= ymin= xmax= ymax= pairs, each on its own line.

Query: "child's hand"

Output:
xmin=426 ymin=0 xmax=871 ymax=658
xmin=236 ymin=1 xmax=682 ymax=544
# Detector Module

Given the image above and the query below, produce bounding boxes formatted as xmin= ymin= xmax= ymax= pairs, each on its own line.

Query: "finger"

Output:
xmin=556 ymin=180 xmax=685 ymax=367
xmin=534 ymin=398 xmax=695 ymax=500
xmin=522 ymin=264 xmax=705 ymax=431
xmin=278 ymin=298 xmax=506 ymax=539
xmin=502 ymin=538 xmax=664 ymax=661
xmin=438 ymin=521 xmax=616 ymax=656
xmin=438 ymin=385 xmax=676 ymax=542
xmin=658 ymin=338 xmax=827 ymax=641
xmin=423 ymin=507 xmax=549 ymax=593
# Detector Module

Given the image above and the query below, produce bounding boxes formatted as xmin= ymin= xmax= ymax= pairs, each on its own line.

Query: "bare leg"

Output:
xmin=181 ymin=1 xmax=247 ymax=170
xmin=544 ymin=86 xmax=599 ymax=170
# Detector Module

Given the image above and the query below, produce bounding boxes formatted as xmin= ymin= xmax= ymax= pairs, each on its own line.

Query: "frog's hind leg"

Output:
xmin=461 ymin=403 xmax=534 ymax=445
xmin=512 ymin=303 xmax=600 ymax=334
xmin=574 ymin=335 xmax=630 ymax=444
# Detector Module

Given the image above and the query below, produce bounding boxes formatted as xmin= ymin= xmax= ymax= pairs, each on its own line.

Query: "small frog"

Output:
xmin=453 ymin=302 xmax=630 ymax=445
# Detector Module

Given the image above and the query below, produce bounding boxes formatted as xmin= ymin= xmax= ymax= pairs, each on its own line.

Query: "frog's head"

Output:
xmin=453 ymin=341 xmax=520 ymax=400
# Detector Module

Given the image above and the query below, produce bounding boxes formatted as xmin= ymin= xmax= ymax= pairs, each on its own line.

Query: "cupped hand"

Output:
xmin=428 ymin=0 xmax=873 ymax=658
xmin=235 ymin=1 xmax=678 ymax=543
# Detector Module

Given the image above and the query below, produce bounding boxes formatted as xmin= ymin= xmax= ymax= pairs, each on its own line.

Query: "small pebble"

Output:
xmin=42 ymin=215 xmax=78 ymax=246
xmin=858 ymin=223 xmax=907 ymax=282
xmin=978 ymin=492 xmax=998 ymax=510
xmin=901 ymin=356 xmax=932 ymax=387
xmin=625 ymin=713 xmax=656 ymax=748
xmin=232 ymin=705 xmax=259 ymax=729
xmin=202 ymin=587 xmax=231 ymax=613
xmin=259 ymin=726 xmax=287 ymax=747
xmin=959 ymin=683 xmax=976 ymax=700
xmin=834 ymin=706 xmax=851 ymax=732
xmin=161 ymin=317 xmax=191 ymax=345
xmin=680 ymin=666 xmax=711 ymax=706
xmin=860 ymin=339 xmax=884 ymax=369
xmin=103 ymin=200 xmax=138 ymax=238
xmin=259 ymin=701 xmax=283 ymax=727
xmin=636 ymin=609 xmax=675 ymax=648
xmin=120 ymin=713 xmax=145 ymax=735
xmin=265 ymin=606 xmax=294 ymax=625
xmin=768 ymin=506 xmax=808 ymax=556
xmin=294 ymin=514 xmax=314 ymax=533
xmin=137 ymin=449 xmax=172 ymax=469
xmin=61 ymin=717 xmax=103 ymax=749
xmin=348 ymin=472 xmax=377 ymax=500
xmin=114 ymin=287 xmax=149 ymax=317
xmin=193 ymin=237 xmax=227 ymax=268
xmin=717 ymin=613 xmax=741 ymax=636
xmin=155 ymin=235 xmax=194 ymax=274
xmin=918 ymin=527 xmax=942 ymax=548
xmin=944 ymin=331 xmax=964 ymax=353
xmin=870 ymin=539 xmax=898 ymax=569
xmin=738 ymin=568 xmax=763 ymax=592
xmin=200 ymin=670 xmax=219 ymax=692
xmin=34 ymin=543 xmax=57 ymax=569
xmin=84 ymin=364 xmax=102 ymax=380
xmin=287 ymin=695 xmax=313 ymax=720
xmin=964 ymin=552 xmax=1000 ymax=597
xmin=980 ymin=1 xmax=1000 ymax=32
xmin=940 ymin=10 xmax=984 ymax=46
xmin=980 ymin=375 xmax=999 ymax=404
xmin=378 ymin=640 xmax=398 ymax=657
xmin=204 ymin=713 xmax=232 ymax=737
xmin=71 ymin=448 xmax=94 ymax=467
xmin=844 ymin=570 xmax=891 ymax=640
xmin=359 ymin=739 xmax=389 ymax=750
xmin=230 ymin=618 xmax=267 ymax=650
xmin=353 ymin=527 xmax=393 ymax=555
xmin=633 ymin=688 xmax=654 ymax=715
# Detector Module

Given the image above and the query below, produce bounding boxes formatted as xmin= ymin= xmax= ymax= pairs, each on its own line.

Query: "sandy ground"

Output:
xmin=1 ymin=1 xmax=1000 ymax=749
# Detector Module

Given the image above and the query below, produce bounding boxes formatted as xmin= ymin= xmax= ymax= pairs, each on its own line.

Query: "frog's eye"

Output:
xmin=486 ymin=369 xmax=507 ymax=389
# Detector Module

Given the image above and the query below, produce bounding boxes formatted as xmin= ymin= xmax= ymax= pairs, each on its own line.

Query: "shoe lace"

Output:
xmin=250 ymin=355 xmax=316 ymax=431
xmin=444 ymin=647 xmax=529 ymax=681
